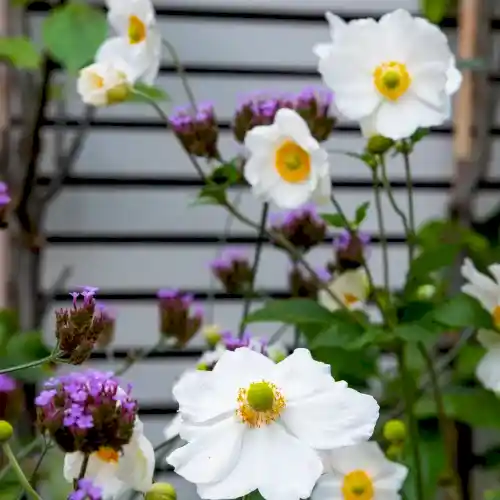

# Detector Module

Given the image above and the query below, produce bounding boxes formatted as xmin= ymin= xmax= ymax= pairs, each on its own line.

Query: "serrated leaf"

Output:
xmin=128 ymin=83 xmax=169 ymax=102
xmin=0 ymin=36 xmax=41 ymax=69
xmin=245 ymin=299 xmax=335 ymax=326
xmin=42 ymin=2 xmax=107 ymax=73
xmin=320 ymin=213 xmax=346 ymax=228
xmin=354 ymin=201 xmax=370 ymax=226
xmin=433 ymin=293 xmax=494 ymax=330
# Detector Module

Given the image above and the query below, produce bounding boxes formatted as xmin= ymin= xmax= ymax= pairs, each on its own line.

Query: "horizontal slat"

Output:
xmin=36 ymin=129 xmax=500 ymax=181
xmin=42 ymin=243 xmax=406 ymax=291
xmin=44 ymin=187 xmax=499 ymax=234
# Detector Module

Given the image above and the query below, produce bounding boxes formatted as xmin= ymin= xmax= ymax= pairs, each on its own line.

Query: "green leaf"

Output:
xmin=421 ymin=0 xmax=450 ymax=24
xmin=245 ymin=299 xmax=335 ymax=326
xmin=192 ymin=184 xmax=227 ymax=206
xmin=433 ymin=293 xmax=494 ymax=330
xmin=454 ymin=345 xmax=485 ymax=381
xmin=308 ymin=311 xmax=365 ymax=350
xmin=320 ymin=213 xmax=346 ymax=228
xmin=393 ymin=323 xmax=439 ymax=344
xmin=394 ymin=301 xmax=442 ymax=343
xmin=354 ymin=201 xmax=370 ymax=226
xmin=0 ymin=309 xmax=19 ymax=349
xmin=128 ymin=83 xmax=169 ymax=102
xmin=42 ymin=2 xmax=107 ymax=73
xmin=210 ymin=162 xmax=241 ymax=186
xmin=0 ymin=36 xmax=41 ymax=69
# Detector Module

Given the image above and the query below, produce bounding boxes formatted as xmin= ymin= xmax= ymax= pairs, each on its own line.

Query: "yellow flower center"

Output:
xmin=493 ymin=305 xmax=500 ymax=329
xmin=128 ymin=15 xmax=147 ymax=44
xmin=236 ymin=380 xmax=285 ymax=427
xmin=275 ymin=140 xmax=311 ymax=183
xmin=343 ymin=293 xmax=359 ymax=306
xmin=342 ymin=470 xmax=374 ymax=500
xmin=96 ymin=446 xmax=119 ymax=463
xmin=373 ymin=61 xmax=411 ymax=101
xmin=89 ymin=72 xmax=104 ymax=89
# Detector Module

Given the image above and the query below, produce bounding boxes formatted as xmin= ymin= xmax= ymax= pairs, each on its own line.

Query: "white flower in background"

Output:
xmin=312 ymin=442 xmax=408 ymax=500
xmin=474 ymin=330 xmax=500 ymax=393
xmin=315 ymin=9 xmax=460 ymax=140
xmin=244 ymin=108 xmax=331 ymax=209
xmin=167 ymin=348 xmax=379 ymax=500
xmin=77 ymin=61 xmax=133 ymax=107
xmin=64 ymin=419 xmax=155 ymax=499
xmin=319 ymin=269 xmax=369 ymax=313
xmin=164 ymin=413 xmax=183 ymax=441
xmin=98 ymin=0 xmax=161 ymax=85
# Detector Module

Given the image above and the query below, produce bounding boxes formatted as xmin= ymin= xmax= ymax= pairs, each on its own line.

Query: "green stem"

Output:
xmin=403 ymin=147 xmax=416 ymax=259
xmin=238 ymin=203 xmax=269 ymax=338
xmin=0 ymin=437 xmax=43 ymax=482
xmin=372 ymin=169 xmax=390 ymax=291
xmin=0 ymin=355 xmax=53 ymax=375
xmin=397 ymin=348 xmax=424 ymax=500
xmin=2 ymin=443 xmax=42 ymax=500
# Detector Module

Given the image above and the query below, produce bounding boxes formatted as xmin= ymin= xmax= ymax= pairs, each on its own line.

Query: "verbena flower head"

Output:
xmin=210 ymin=248 xmax=253 ymax=294
xmin=68 ymin=479 xmax=103 ymax=500
xmin=0 ymin=182 xmax=10 ymax=228
xmin=35 ymin=369 xmax=138 ymax=454
xmin=157 ymin=289 xmax=203 ymax=345
xmin=270 ymin=203 xmax=327 ymax=251
xmin=334 ymin=229 xmax=371 ymax=271
xmin=94 ymin=303 xmax=116 ymax=348
xmin=221 ymin=330 xmax=268 ymax=354
xmin=55 ymin=287 xmax=111 ymax=365
xmin=289 ymin=264 xmax=332 ymax=299
xmin=0 ymin=374 xmax=19 ymax=421
xmin=169 ymin=102 xmax=219 ymax=159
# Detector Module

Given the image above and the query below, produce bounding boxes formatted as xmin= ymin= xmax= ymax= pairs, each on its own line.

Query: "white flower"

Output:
xmin=311 ymin=442 xmax=408 ymax=500
xmin=167 ymin=347 xmax=379 ymax=500
xmin=266 ymin=341 xmax=288 ymax=363
xmin=98 ymin=0 xmax=161 ymax=85
xmin=198 ymin=343 xmax=227 ymax=368
xmin=315 ymin=9 xmax=460 ymax=140
xmin=474 ymin=330 xmax=500 ymax=392
xmin=244 ymin=108 xmax=331 ymax=209
xmin=164 ymin=413 xmax=183 ymax=441
xmin=77 ymin=61 xmax=133 ymax=107
xmin=318 ymin=269 xmax=369 ymax=313
xmin=64 ymin=419 xmax=155 ymax=499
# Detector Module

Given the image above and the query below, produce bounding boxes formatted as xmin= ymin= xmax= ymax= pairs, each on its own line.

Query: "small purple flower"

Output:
xmin=0 ymin=182 xmax=10 ymax=208
xmin=0 ymin=375 xmax=15 ymax=393
xmin=221 ymin=331 xmax=267 ymax=354
xmin=333 ymin=229 xmax=371 ymax=251
xmin=68 ymin=479 xmax=103 ymax=500
xmin=334 ymin=229 xmax=371 ymax=271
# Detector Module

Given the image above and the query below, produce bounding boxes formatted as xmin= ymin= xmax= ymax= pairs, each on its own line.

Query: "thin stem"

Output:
xmin=0 ymin=437 xmax=42 ymax=482
xmin=372 ymin=169 xmax=390 ymax=291
xmin=238 ymin=203 xmax=269 ymax=338
xmin=403 ymin=147 xmax=416 ymax=259
xmin=2 ymin=443 xmax=42 ymax=500
xmin=268 ymin=324 xmax=288 ymax=345
xmin=114 ymin=340 xmax=163 ymax=377
xmin=0 ymin=355 xmax=53 ymax=375
xmin=77 ymin=454 xmax=89 ymax=481
xmin=397 ymin=348 xmax=424 ymax=500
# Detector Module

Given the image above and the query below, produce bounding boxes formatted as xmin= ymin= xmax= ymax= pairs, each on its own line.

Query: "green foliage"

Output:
xmin=453 ymin=345 xmax=486 ymax=382
xmin=420 ymin=0 xmax=451 ymax=24
xmin=432 ymin=293 xmax=494 ymax=330
xmin=0 ymin=36 xmax=41 ymax=69
xmin=320 ymin=212 xmax=345 ymax=228
xmin=42 ymin=2 xmax=107 ymax=73
xmin=128 ymin=83 xmax=170 ymax=103
xmin=354 ymin=201 xmax=370 ymax=227
xmin=320 ymin=201 xmax=370 ymax=230
xmin=393 ymin=301 xmax=442 ymax=343
xmin=193 ymin=162 xmax=241 ymax=206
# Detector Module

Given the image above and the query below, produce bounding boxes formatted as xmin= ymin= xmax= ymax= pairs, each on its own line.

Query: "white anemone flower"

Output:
xmin=318 ymin=269 xmax=369 ymax=313
xmin=474 ymin=330 xmax=500 ymax=393
xmin=98 ymin=0 xmax=161 ymax=85
xmin=315 ymin=9 xmax=460 ymax=140
xmin=64 ymin=419 xmax=155 ymax=499
xmin=77 ymin=61 xmax=133 ymax=107
xmin=312 ymin=442 xmax=408 ymax=500
xmin=167 ymin=347 xmax=379 ymax=500
xmin=244 ymin=108 xmax=331 ymax=209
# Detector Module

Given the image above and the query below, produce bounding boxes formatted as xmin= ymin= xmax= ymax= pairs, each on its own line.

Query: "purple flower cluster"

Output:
xmin=36 ymin=370 xmax=137 ymax=454
xmin=68 ymin=479 xmax=102 ymax=500
xmin=334 ymin=229 xmax=371 ymax=271
xmin=270 ymin=203 xmax=327 ymax=251
xmin=221 ymin=330 xmax=268 ymax=354
xmin=169 ymin=102 xmax=219 ymax=159
xmin=0 ymin=181 xmax=10 ymax=228
xmin=210 ymin=248 xmax=253 ymax=294
xmin=289 ymin=264 xmax=332 ymax=299
xmin=55 ymin=286 xmax=114 ymax=365
xmin=0 ymin=374 xmax=18 ymax=420
xmin=157 ymin=289 xmax=203 ymax=345
xmin=232 ymin=86 xmax=336 ymax=143
xmin=0 ymin=374 xmax=15 ymax=393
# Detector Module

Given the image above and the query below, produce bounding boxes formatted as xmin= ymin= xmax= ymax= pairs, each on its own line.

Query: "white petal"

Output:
xmin=63 ymin=452 xmax=83 ymax=482
xmin=310 ymin=474 xmax=344 ymax=500
xmin=268 ymin=181 xmax=316 ymax=209
xmin=411 ymin=62 xmax=449 ymax=110
xmin=311 ymin=172 xmax=332 ymax=206
xmin=274 ymin=109 xmax=314 ymax=147
xmin=325 ymin=11 xmax=348 ymax=41
xmin=244 ymin=124 xmax=280 ymax=154
xmin=313 ymin=42 xmax=332 ymax=59
xmin=477 ymin=329 xmax=500 ymax=349
xmin=167 ymin=417 xmax=244 ymax=484
xmin=488 ymin=263 xmax=500 ymax=284
xmin=461 ymin=258 xmax=499 ymax=310
xmin=476 ymin=348 xmax=500 ymax=392
xmin=446 ymin=56 xmax=462 ymax=96
xmin=373 ymin=491 xmax=402 ymax=500
xmin=164 ymin=413 xmax=182 ymax=440
xmin=140 ymin=27 xmax=162 ymax=85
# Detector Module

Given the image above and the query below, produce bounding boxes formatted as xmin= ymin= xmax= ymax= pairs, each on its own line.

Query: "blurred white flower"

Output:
xmin=167 ymin=348 xmax=379 ymax=500
xmin=98 ymin=0 xmax=161 ymax=85
xmin=474 ymin=330 xmax=500 ymax=393
xmin=164 ymin=413 xmax=183 ymax=442
xmin=64 ymin=419 xmax=155 ymax=499
xmin=311 ymin=442 xmax=407 ymax=500
xmin=318 ymin=269 xmax=369 ymax=313
xmin=315 ymin=9 xmax=460 ymax=140
xmin=77 ymin=61 xmax=133 ymax=107
xmin=244 ymin=108 xmax=331 ymax=209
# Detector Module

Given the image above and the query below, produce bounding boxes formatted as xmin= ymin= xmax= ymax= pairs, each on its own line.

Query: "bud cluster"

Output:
xmin=333 ymin=229 xmax=371 ymax=272
xmin=221 ymin=330 xmax=268 ymax=354
xmin=35 ymin=370 xmax=138 ymax=454
xmin=157 ymin=289 xmax=203 ymax=345
xmin=270 ymin=203 xmax=327 ymax=252
xmin=289 ymin=265 xmax=332 ymax=299
xmin=169 ymin=102 xmax=219 ymax=159
xmin=232 ymin=87 xmax=336 ymax=144
xmin=210 ymin=248 xmax=253 ymax=294
xmin=55 ymin=287 xmax=114 ymax=365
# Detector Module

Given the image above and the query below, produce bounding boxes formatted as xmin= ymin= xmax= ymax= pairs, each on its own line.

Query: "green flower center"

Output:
xmin=246 ymin=381 xmax=275 ymax=412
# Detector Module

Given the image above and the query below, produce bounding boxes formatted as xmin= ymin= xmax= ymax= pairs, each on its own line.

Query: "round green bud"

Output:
xmin=247 ymin=382 xmax=274 ymax=412
xmin=383 ymin=419 xmax=407 ymax=443
xmin=366 ymin=135 xmax=394 ymax=155
xmin=0 ymin=420 xmax=13 ymax=442
xmin=203 ymin=324 xmax=222 ymax=348
xmin=106 ymin=84 xmax=131 ymax=106
xmin=196 ymin=362 xmax=208 ymax=371
xmin=386 ymin=443 xmax=403 ymax=461
xmin=145 ymin=483 xmax=177 ymax=500
xmin=416 ymin=284 xmax=436 ymax=300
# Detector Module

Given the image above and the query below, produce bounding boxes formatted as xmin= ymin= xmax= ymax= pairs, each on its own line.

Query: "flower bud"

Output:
xmin=55 ymin=287 xmax=110 ymax=365
xmin=157 ymin=289 xmax=203 ymax=346
xmin=0 ymin=420 xmax=13 ymax=442
xmin=169 ymin=102 xmax=219 ymax=159
xmin=0 ymin=375 xmax=21 ymax=421
xmin=383 ymin=419 xmax=407 ymax=443
xmin=145 ymin=483 xmax=177 ymax=500
xmin=366 ymin=135 xmax=394 ymax=155
xmin=386 ymin=443 xmax=403 ymax=461
xmin=202 ymin=324 xmax=223 ymax=348
xmin=334 ymin=229 xmax=371 ymax=271
xmin=221 ymin=331 xmax=267 ymax=354
xmin=270 ymin=203 xmax=327 ymax=252
xmin=94 ymin=303 xmax=115 ymax=348
xmin=0 ymin=182 xmax=10 ymax=229
xmin=289 ymin=265 xmax=331 ymax=299
xmin=210 ymin=248 xmax=253 ymax=294
xmin=416 ymin=284 xmax=436 ymax=300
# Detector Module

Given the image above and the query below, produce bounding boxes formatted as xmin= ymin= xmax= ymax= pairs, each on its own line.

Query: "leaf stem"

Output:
xmin=0 ymin=355 xmax=54 ymax=375
xmin=372 ymin=168 xmax=390 ymax=290
xmin=403 ymin=147 xmax=416 ymax=260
